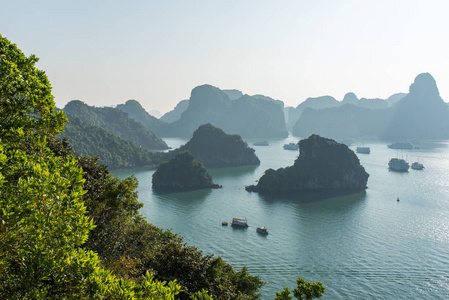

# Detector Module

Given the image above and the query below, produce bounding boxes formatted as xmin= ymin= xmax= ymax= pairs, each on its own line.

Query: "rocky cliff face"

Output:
xmin=383 ymin=73 xmax=449 ymax=139
xmin=287 ymin=96 xmax=340 ymax=131
xmin=293 ymin=73 xmax=449 ymax=140
xmin=246 ymin=135 xmax=369 ymax=193
xmin=160 ymin=99 xmax=189 ymax=123
xmin=160 ymin=85 xmax=288 ymax=139
xmin=152 ymin=151 xmax=220 ymax=191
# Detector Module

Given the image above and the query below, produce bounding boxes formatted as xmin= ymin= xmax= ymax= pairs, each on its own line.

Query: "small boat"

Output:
xmin=253 ymin=141 xmax=269 ymax=146
xmin=222 ymin=221 xmax=228 ymax=226
xmin=411 ymin=162 xmax=424 ymax=170
xmin=387 ymin=142 xmax=414 ymax=149
xmin=231 ymin=218 xmax=248 ymax=228
xmin=356 ymin=146 xmax=370 ymax=154
xmin=256 ymin=226 xmax=268 ymax=234
xmin=388 ymin=158 xmax=409 ymax=172
xmin=283 ymin=143 xmax=298 ymax=150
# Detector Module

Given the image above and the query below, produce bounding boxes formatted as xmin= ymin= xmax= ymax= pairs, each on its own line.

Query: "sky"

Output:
xmin=2 ymin=0 xmax=449 ymax=115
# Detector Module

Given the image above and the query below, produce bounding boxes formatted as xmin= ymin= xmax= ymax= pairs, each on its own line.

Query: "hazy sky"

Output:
xmin=2 ymin=0 xmax=449 ymax=114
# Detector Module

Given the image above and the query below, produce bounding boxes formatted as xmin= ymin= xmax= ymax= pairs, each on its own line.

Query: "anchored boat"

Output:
xmin=256 ymin=226 xmax=268 ymax=234
xmin=356 ymin=146 xmax=370 ymax=154
xmin=411 ymin=162 xmax=424 ymax=170
xmin=283 ymin=143 xmax=298 ymax=150
xmin=388 ymin=158 xmax=409 ymax=172
xmin=231 ymin=218 xmax=248 ymax=228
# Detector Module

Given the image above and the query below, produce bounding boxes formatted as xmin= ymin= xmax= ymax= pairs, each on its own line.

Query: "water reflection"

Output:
xmin=257 ymin=190 xmax=367 ymax=204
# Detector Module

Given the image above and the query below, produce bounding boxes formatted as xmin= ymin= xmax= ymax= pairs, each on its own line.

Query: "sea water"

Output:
xmin=113 ymin=137 xmax=449 ymax=299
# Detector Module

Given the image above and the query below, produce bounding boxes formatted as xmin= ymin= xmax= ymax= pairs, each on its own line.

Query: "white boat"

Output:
xmin=411 ymin=162 xmax=424 ymax=170
xmin=253 ymin=141 xmax=269 ymax=146
xmin=283 ymin=143 xmax=298 ymax=150
xmin=356 ymin=146 xmax=370 ymax=154
xmin=387 ymin=142 xmax=414 ymax=149
xmin=388 ymin=158 xmax=409 ymax=172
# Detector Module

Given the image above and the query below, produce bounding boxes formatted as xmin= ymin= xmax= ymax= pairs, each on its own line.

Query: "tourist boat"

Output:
xmin=387 ymin=142 xmax=414 ymax=149
xmin=231 ymin=217 xmax=248 ymax=227
xmin=256 ymin=226 xmax=268 ymax=234
xmin=283 ymin=143 xmax=299 ymax=150
xmin=388 ymin=158 xmax=409 ymax=172
xmin=411 ymin=162 xmax=424 ymax=170
xmin=356 ymin=146 xmax=370 ymax=154
xmin=253 ymin=141 xmax=269 ymax=146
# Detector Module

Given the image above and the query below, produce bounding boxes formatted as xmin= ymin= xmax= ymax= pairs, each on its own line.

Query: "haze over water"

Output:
xmin=114 ymin=136 xmax=449 ymax=299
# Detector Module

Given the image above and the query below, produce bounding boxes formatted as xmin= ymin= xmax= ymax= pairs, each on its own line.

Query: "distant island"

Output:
xmin=63 ymin=100 xmax=168 ymax=150
xmin=116 ymin=99 xmax=167 ymax=136
xmin=152 ymin=151 xmax=221 ymax=191
xmin=292 ymin=73 xmax=449 ymax=140
xmin=160 ymin=84 xmax=288 ymax=139
xmin=246 ymin=135 xmax=369 ymax=193
xmin=170 ymin=123 xmax=260 ymax=167
xmin=60 ymin=113 xmax=163 ymax=169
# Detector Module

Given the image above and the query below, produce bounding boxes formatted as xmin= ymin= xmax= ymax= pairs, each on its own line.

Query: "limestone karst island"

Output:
xmin=246 ymin=135 xmax=369 ymax=193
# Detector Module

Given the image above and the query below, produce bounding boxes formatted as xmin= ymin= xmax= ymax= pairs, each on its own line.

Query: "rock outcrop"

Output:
xmin=160 ymin=99 xmax=190 ymax=123
xmin=116 ymin=99 xmax=166 ymax=135
xmin=287 ymin=96 xmax=340 ymax=131
xmin=152 ymin=151 xmax=221 ymax=191
xmin=383 ymin=73 xmax=449 ymax=139
xmin=159 ymin=85 xmax=288 ymax=139
xmin=175 ymin=123 xmax=260 ymax=167
xmin=246 ymin=135 xmax=369 ymax=193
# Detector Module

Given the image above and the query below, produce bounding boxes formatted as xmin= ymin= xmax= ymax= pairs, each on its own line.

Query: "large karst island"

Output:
xmin=170 ymin=123 xmax=260 ymax=167
xmin=246 ymin=135 xmax=369 ymax=193
xmin=152 ymin=151 xmax=221 ymax=191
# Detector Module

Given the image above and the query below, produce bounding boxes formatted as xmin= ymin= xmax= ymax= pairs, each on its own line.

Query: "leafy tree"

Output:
xmin=0 ymin=34 xmax=180 ymax=299
xmin=274 ymin=278 xmax=325 ymax=300
xmin=274 ymin=287 xmax=292 ymax=300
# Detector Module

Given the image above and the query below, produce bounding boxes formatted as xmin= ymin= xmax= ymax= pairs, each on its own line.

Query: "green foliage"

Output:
xmin=0 ymin=35 xmax=181 ymax=299
xmin=274 ymin=278 xmax=325 ymax=300
xmin=61 ymin=113 xmax=164 ymax=169
xmin=274 ymin=287 xmax=292 ymax=300
xmin=292 ymin=278 xmax=325 ymax=300
xmin=48 ymin=137 xmax=262 ymax=299
xmin=0 ymin=34 xmax=66 ymax=148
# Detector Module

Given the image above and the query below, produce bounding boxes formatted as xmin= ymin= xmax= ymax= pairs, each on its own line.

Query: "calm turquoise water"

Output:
xmin=113 ymin=137 xmax=449 ymax=299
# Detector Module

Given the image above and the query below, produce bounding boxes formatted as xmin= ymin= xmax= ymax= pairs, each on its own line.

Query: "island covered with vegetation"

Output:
xmin=246 ymin=134 xmax=369 ymax=193
xmin=170 ymin=123 xmax=260 ymax=167
xmin=152 ymin=151 xmax=221 ymax=191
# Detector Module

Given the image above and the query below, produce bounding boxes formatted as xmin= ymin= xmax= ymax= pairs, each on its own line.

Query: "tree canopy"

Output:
xmin=0 ymin=34 xmax=181 ymax=299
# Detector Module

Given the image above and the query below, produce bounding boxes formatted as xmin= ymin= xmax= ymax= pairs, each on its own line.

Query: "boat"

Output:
xmin=411 ymin=162 xmax=424 ymax=170
xmin=283 ymin=143 xmax=299 ymax=150
xmin=387 ymin=142 xmax=414 ymax=149
xmin=222 ymin=221 xmax=228 ymax=226
xmin=256 ymin=226 xmax=268 ymax=234
xmin=231 ymin=218 xmax=248 ymax=228
xmin=388 ymin=158 xmax=409 ymax=172
xmin=356 ymin=146 xmax=370 ymax=154
xmin=253 ymin=141 xmax=269 ymax=146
